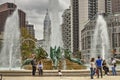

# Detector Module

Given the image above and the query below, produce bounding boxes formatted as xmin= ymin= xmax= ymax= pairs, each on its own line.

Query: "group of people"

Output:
xmin=30 ymin=54 xmax=118 ymax=78
xmin=90 ymin=56 xmax=117 ymax=80
xmin=31 ymin=55 xmax=43 ymax=76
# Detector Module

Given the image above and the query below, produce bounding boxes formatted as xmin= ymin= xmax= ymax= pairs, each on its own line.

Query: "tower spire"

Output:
xmin=46 ymin=8 xmax=48 ymax=15
xmin=44 ymin=9 xmax=50 ymax=22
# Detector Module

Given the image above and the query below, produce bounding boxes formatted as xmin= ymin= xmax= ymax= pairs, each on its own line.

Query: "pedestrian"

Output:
xmin=38 ymin=61 xmax=43 ymax=76
xmin=111 ymin=58 xmax=117 ymax=75
xmin=31 ymin=55 xmax=37 ymax=76
xmin=90 ymin=58 xmax=96 ymax=80
xmin=96 ymin=56 xmax=103 ymax=78
xmin=102 ymin=60 xmax=109 ymax=75
xmin=58 ymin=69 xmax=62 ymax=76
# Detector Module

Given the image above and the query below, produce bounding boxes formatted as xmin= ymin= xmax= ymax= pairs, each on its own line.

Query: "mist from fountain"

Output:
xmin=91 ymin=15 xmax=111 ymax=60
xmin=49 ymin=0 xmax=63 ymax=48
xmin=0 ymin=9 xmax=21 ymax=70
xmin=48 ymin=0 xmax=65 ymax=69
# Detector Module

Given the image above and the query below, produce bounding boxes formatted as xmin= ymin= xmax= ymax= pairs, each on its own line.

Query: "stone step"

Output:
xmin=0 ymin=70 xmax=120 ymax=76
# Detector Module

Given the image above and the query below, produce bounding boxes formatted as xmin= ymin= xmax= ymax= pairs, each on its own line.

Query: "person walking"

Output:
xmin=111 ymin=58 xmax=117 ymax=76
xmin=31 ymin=56 xmax=37 ymax=76
xmin=38 ymin=61 xmax=43 ymax=76
xmin=90 ymin=58 xmax=96 ymax=80
xmin=102 ymin=60 xmax=109 ymax=75
xmin=96 ymin=56 xmax=103 ymax=78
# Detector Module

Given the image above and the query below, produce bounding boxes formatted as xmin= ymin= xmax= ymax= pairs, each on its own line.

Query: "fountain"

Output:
xmin=49 ymin=0 xmax=63 ymax=48
xmin=47 ymin=0 xmax=84 ymax=69
xmin=20 ymin=0 xmax=65 ymax=70
xmin=0 ymin=9 xmax=21 ymax=70
xmin=22 ymin=0 xmax=84 ymax=70
xmin=48 ymin=0 xmax=64 ymax=69
xmin=91 ymin=15 xmax=111 ymax=60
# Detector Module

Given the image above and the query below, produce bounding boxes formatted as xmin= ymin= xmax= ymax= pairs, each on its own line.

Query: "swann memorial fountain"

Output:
xmin=0 ymin=1 xmax=120 ymax=77
xmin=0 ymin=1 xmax=85 ymax=76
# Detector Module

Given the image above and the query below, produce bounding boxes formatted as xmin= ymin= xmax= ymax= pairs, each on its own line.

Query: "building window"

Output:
xmin=8 ymin=3 xmax=14 ymax=8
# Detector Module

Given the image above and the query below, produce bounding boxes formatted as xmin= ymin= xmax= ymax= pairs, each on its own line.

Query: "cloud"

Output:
xmin=59 ymin=0 xmax=70 ymax=9
xmin=0 ymin=0 xmax=70 ymax=40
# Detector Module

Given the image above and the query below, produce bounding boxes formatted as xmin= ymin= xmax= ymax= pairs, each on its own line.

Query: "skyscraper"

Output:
xmin=62 ymin=8 xmax=71 ymax=51
xmin=71 ymin=0 xmax=79 ymax=53
xmin=105 ymin=0 xmax=112 ymax=14
xmin=26 ymin=23 xmax=35 ymax=38
xmin=111 ymin=0 xmax=120 ymax=14
xmin=37 ymin=10 xmax=51 ymax=56
xmin=98 ymin=0 xmax=105 ymax=13
xmin=88 ymin=0 xmax=105 ymax=20
xmin=79 ymin=0 xmax=106 ymax=51
xmin=79 ymin=0 xmax=89 ymax=51
xmin=88 ymin=0 xmax=98 ymax=19
xmin=44 ymin=9 xmax=51 ymax=42
xmin=43 ymin=9 xmax=51 ymax=56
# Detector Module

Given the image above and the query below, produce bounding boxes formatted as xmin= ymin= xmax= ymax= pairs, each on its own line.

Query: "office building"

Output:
xmin=62 ymin=8 xmax=71 ymax=50
xmin=111 ymin=0 xmax=120 ymax=14
xmin=105 ymin=0 xmax=112 ymax=14
xmin=26 ymin=23 xmax=35 ymax=38
xmin=81 ymin=14 xmax=120 ymax=59
xmin=71 ymin=0 xmax=79 ymax=53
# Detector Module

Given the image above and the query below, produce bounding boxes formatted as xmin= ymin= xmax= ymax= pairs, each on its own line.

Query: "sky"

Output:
xmin=0 ymin=0 xmax=70 ymax=40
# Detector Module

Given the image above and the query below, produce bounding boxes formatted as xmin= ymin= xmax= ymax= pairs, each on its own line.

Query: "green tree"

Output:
xmin=21 ymin=47 xmax=48 ymax=67
xmin=20 ymin=27 xmax=36 ymax=60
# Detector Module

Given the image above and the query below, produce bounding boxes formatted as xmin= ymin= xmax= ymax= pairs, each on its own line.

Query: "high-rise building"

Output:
xmin=79 ymin=0 xmax=89 ymax=51
xmin=105 ymin=0 xmax=120 ymax=14
xmin=105 ymin=0 xmax=112 ymax=14
xmin=43 ymin=9 xmax=51 ymax=41
xmin=0 ymin=2 xmax=26 ymax=33
xmin=79 ymin=0 xmax=88 ymax=26
xmin=88 ymin=0 xmax=98 ymax=19
xmin=88 ymin=0 xmax=105 ymax=20
xmin=79 ymin=0 xmax=106 ymax=26
xmin=71 ymin=0 xmax=79 ymax=53
xmin=26 ymin=23 xmax=35 ymax=38
xmin=111 ymin=0 xmax=120 ymax=14
xmin=98 ymin=0 xmax=105 ymax=13
xmin=38 ymin=10 xmax=51 ymax=55
xmin=43 ymin=9 xmax=51 ymax=55
xmin=79 ymin=0 xmax=106 ymax=51
xmin=62 ymin=8 xmax=71 ymax=51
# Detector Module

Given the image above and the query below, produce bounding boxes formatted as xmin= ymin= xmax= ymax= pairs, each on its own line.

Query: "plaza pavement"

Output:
xmin=2 ymin=76 xmax=120 ymax=80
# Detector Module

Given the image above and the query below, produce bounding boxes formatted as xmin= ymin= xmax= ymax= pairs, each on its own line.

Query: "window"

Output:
xmin=8 ymin=3 xmax=14 ymax=8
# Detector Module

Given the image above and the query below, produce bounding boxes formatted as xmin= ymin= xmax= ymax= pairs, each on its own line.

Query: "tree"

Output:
xmin=20 ymin=27 xmax=36 ymax=60
xmin=21 ymin=47 xmax=48 ymax=67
